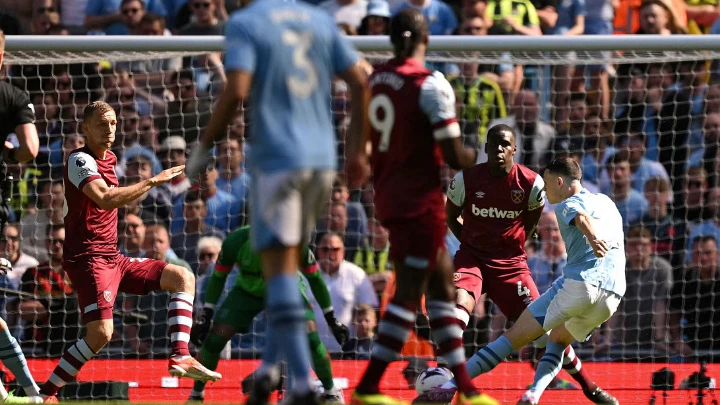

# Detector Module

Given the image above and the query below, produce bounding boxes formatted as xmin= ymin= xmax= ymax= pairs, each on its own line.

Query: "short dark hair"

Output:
xmin=693 ymin=235 xmax=718 ymax=249
xmin=46 ymin=223 xmax=65 ymax=237
xmin=120 ymin=0 xmax=145 ymax=8
xmin=486 ymin=123 xmax=515 ymax=143
xmin=140 ymin=12 xmax=165 ymax=29
xmin=626 ymin=225 xmax=651 ymax=241
xmin=184 ymin=189 xmax=205 ymax=205
xmin=390 ymin=8 xmax=427 ymax=59
xmin=606 ymin=152 xmax=630 ymax=172
xmin=544 ymin=157 xmax=582 ymax=181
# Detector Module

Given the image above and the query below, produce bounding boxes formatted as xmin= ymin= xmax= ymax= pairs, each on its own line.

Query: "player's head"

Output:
xmin=542 ymin=157 xmax=582 ymax=204
xmin=390 ymin=8 xmax=429 ymax=59
xmin=83 ymin=101 xmax=117 ymax=151
xmin=484 ymin=124 xmax=516 ymax=169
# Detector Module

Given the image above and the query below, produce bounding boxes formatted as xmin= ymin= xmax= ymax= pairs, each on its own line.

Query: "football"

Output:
xmin=414 ymin=367 xmax=454 ymax=395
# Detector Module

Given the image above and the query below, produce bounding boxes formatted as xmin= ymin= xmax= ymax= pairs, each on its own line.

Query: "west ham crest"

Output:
xmin=511 ymin=189 xmax=525 ymax=204
xmin=103 ymin=290 xmax=112 ymax=303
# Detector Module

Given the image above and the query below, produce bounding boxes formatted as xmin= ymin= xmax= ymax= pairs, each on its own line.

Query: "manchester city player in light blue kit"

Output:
xmin=186 ymin=1 xmax=369 ymax=404
xmin=439 ymin=157 xmax=624 ymax=405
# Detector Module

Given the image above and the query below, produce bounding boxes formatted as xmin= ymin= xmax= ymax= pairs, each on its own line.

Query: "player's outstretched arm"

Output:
xmin=82 ymin=166 xmax=185 ymax=210
xmin=574 ymin=211 xmax=610 ymax=258
xmin=341 ymin=62 xmax=370 ymax=189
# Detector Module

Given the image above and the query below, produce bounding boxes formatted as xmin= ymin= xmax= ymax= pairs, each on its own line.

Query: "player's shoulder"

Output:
xmin=67 ymin=149 xmax=97 ymax=168
xmin=515 ymin=163 xmax=539 ymax=180
xmin=421 ymin=70 xmax=453 ymax=92
xmin=227 ymin=225 xmax=251 ymax=243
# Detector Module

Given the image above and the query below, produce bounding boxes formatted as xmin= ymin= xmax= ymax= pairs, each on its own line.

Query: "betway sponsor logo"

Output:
xmin=471 ymin=204 xmax=523 ymax=219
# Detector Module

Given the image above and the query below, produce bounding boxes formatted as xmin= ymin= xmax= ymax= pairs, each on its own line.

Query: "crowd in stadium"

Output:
xmin=0 ymin=0 xmax=718 ymax=366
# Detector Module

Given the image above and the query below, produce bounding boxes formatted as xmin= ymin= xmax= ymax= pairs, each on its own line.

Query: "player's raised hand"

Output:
xmin=0 ymin=258 xmax=12 ymax=276
xmin=590 ymin=239 xmax=610 ymax=258
xmin=151 ymin=165 xmax=186 ymax=186
xmin=345 ymin=153 xmax=370 ymax=190
xmin=190 ymin=307 xmax=214 ymax=346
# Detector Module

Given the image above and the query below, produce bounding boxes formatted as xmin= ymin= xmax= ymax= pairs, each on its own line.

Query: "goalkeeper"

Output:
xmin=188 ymin=226 xmax=349 ymax=403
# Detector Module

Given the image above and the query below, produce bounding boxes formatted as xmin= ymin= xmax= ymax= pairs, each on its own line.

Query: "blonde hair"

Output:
xmin=83 ymin=101 xmax=115 ymax=123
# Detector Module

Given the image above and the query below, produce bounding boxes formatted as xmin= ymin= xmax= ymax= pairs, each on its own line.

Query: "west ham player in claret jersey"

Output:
xmin=346 ymin=9 xmax=497 ymax=405
xmin=422 ymin=125 xmax=617 ymax=405
xmin=38 ymin=102 xmax=220 ymax=403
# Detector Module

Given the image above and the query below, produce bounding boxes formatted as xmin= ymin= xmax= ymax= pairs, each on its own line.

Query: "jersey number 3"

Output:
xmin=282 ymin=30 xmax=318 ymax=99
xmin=369 ymin=94 xmax=395 ymax=152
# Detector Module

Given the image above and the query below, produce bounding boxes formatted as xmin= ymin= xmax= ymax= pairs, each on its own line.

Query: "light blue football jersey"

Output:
xmin=224 ymin=0 xmax=359 ymax=173
xmin=555 ymin=189 xmax=626 ymax=296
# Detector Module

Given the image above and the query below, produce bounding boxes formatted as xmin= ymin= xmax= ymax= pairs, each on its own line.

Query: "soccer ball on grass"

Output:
xmin=414 ymin=367 xmax=454 ymax=395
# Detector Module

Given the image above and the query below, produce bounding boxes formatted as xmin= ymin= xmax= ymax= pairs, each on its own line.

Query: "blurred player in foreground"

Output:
xmin=420 ymin=125 xmax=617 ymax=405
xmin=437 ymin=157 xmax=624 ymax=405
xmin=188 ymin=225 xmax=349 ymax=403
xmin=346 ymin=9 xmax=497 ymax=405
xmin=38 ymin=102 xmax=220 ymax=403
xmin=186 ymin=0 xmax=368 ymax=403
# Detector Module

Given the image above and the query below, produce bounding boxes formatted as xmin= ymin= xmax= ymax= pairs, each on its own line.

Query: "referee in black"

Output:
xmin=0 ymin=29 xmax=39 ymax=166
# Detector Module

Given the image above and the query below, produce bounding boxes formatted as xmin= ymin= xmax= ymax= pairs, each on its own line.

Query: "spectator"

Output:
xmin=312 ymin=232 xmax=378 ymax=352
xmin=114 ymin=13 xmax=181 ymax=87
xmin=353 ymin=218 xmax=392 ymax=275
xmin=533 ymin=0 xmax=560 ymax=33
xmin=700 ymin=112 xmax=720 ymax=188
xmin=121 ymin=148 xmax=173 ymax=225
xmin=137 ymin=115 xmax=161 ymax=152
xmin=636 ymin=0 xmax=687 ymax=34
xmin=29 ymin=11 xmax=60 ymax=35
xmin=143 ymin=222 xmax=192 ymax=271
xmin=685 ymin=0 xmax=720 ymax=34
xmin=450 ymin=17 xmax=509 ymax=148
xmin=578 ymin=115 xmax=616 ymax=187
xmin=674 ymin=167 xmax=711 ymax=223
xmin=486 ymin=0 xmax=542 ymax=35
xmin=319 ymin=0 xmax=368 ymax=28
xmin=193 ymin=236 xmax=223 ymax=313
xmin=606 ymin=153 xmax=649 ymax=226
xmin=19 ymin=223 xmax=80 ymax=357
xmin=178 ymin=0 xmax=225 ymax=34
xmin=550 ymin=0 xmax=584 ymax=122
xmin=599 ymin=131 xmax=671 ymax=197
xmin=60 ymin=0 xmax=88 ymax=32
xmin=341 ymin=304 xmax=377 ymax=359
xmin=527 ymin=212 xmax=565 ymax=294
xmin=670 ymin=236 xmax=720 ymax=356
xmin=170 ymin=190 xmax=226 ymax=273
xmin=32 ymin=92 xmax=61 ymax=154
xmin=160 ymin=70 xmax=213 ymax=144
xmin=602 ymin=226 xmax=672 ymax=356
xmin=215 ymin=137 xmax=250 ymax=206
xmin=393 ymin=0 xmax=457 ymax=35
xmin=119 ymin=0 xmax=146 ymax=34
xmin=158 ymin=136 xmax=191 ymax=201
xmin=486 ymin=90 xmax=556 ymax=171
xmin=118 ymin=212 xmax=147 ymax=257
xmin=633 ymin=177 xmax=686 ymax=267
xmin=84 ymin=0 xmax=166 ymax=35
xmin=330 ymin=175 xmax=368 ymax=256
xmin=685 ymin=187 xmax=720 ymax=261
xmin=171 ymin=158 xmax=242 ymax=235
xmin=20 ymin=179 xmax=64 ymax=263
xmin=1 ymin=224 xmax=39 ymax=289
xmin=358 ymin=0 xmax=391 ymax=34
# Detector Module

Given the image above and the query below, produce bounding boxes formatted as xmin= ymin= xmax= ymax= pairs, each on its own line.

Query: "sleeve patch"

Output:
xmin=68 ymin=152 xmax=101 ymax=190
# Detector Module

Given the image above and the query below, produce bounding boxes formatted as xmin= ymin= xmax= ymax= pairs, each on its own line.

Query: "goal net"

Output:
xmin=2 ymin=36 xmax=720 ymax=404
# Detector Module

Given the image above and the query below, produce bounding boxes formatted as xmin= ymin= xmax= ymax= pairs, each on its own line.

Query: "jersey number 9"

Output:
xmin=369 ymin=94 xmax=395 ymax=152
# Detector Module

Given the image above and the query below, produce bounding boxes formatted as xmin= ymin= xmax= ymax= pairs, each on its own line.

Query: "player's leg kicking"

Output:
xmin=351 ymin=218 xmax=498 ymax=405
xmin=517 ymin=279 xmax=621 ymax=405
xmin=189 ymin=287 xmax=344 ymax=403
xmin=247 ymin=170 xmax=334 ymax=405
xmin=0 ymin=317 xmax=44 ymax=403
xmin=39 ymin=258 xmax=220 ymax=402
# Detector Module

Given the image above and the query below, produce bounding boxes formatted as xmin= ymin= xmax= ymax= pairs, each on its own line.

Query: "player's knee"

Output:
xmin=161 ymin=264 xmax=195 ymax=294
xmin=86 ymin=320 xmax=114 ymax=348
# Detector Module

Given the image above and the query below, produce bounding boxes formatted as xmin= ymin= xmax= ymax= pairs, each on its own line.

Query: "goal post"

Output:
xmin=1 ymin=35 xmax=720 ymax=404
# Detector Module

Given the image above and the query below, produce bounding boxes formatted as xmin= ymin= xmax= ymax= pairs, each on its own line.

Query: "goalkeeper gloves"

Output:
xmin=324 ymin=312 xmax=349 ymax=345
xmin=190 ymin=307 xmax=214 ymax=347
